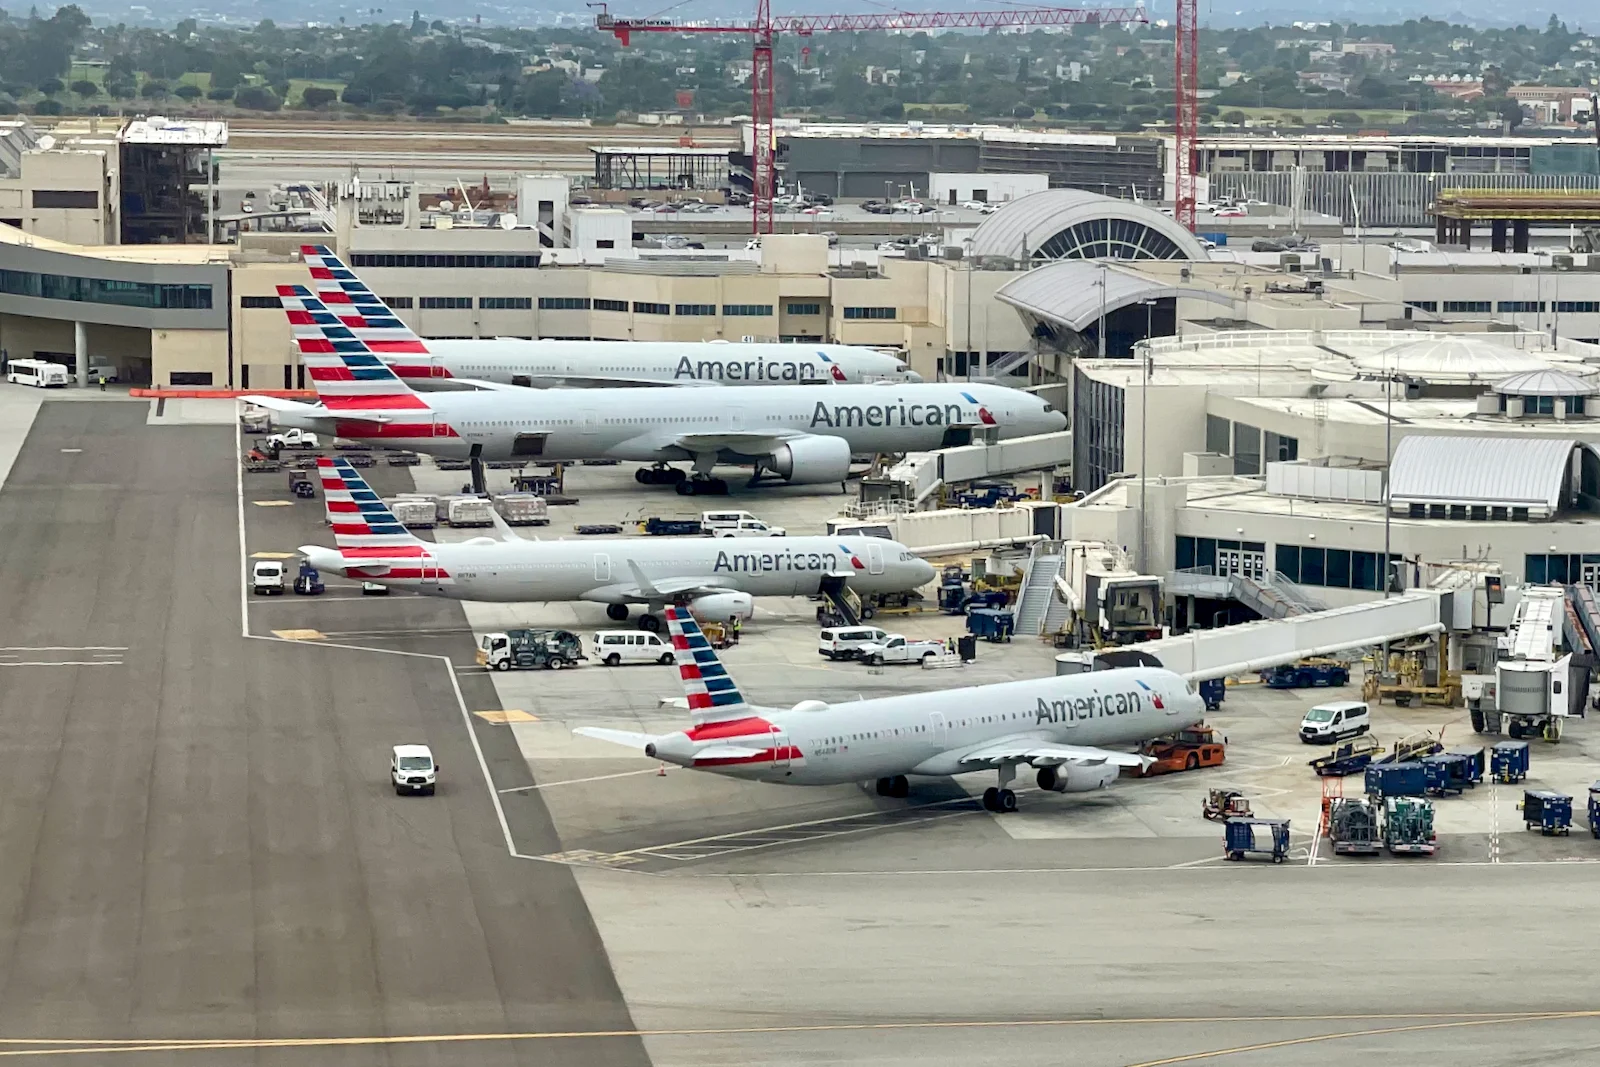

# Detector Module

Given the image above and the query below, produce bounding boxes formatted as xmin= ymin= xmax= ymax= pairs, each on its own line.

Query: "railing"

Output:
xmin=841 ymin=498 xmax=914 ymax=519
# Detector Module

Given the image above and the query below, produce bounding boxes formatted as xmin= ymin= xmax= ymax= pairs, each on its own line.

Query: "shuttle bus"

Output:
xmin=5 ymin=359 xmax=70 ymax=388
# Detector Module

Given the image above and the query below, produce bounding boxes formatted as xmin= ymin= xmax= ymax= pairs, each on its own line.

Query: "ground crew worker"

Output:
xmin=97 ymin=375 xmax=107 ymax=391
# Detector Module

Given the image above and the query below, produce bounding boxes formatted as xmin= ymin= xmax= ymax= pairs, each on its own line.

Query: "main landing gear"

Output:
xmin=636 ymin=465 xmax=686 ymax=486
xmin=676 ymin=477 xmax=729 ymax=496
xmin=874 ymin=775 xmax=910 ymax=799
xmin=982 ymin=761 xmax=1019 ymax=813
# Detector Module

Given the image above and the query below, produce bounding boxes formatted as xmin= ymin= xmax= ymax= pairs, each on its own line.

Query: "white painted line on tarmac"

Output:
xmin=499 ymin=768 xmax=661 ymax=794
xmin=0 ymin=646 xmax=128 ymax=651
xmin=0 ymin=661 xmax=123 ymax=667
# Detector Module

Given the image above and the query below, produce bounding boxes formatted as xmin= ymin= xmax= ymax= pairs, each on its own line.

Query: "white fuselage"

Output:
xmin=417 ymin=339 xmax=917 ymax=386
xmin=301 ymin=534 xmax=935 ymax=603
xmin=650 ymin=667 xmax=1206 ymax=786
xmin=322 ymin=381 xmax=1065 ymax=462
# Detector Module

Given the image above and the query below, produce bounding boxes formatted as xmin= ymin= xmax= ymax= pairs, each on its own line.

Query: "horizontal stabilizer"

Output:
xmin=692 ymin=743 xmax=766 ymax=761
xmin=240 ymin=395 xmax=336 ymax=419
xmin=574 ymin=727 xmax=658 ymax=753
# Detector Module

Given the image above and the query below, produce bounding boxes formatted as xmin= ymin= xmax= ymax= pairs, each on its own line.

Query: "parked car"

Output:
xmin=818 ymin=626 xmax=891 ymax=661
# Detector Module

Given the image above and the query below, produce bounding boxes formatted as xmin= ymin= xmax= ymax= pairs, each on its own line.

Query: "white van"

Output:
xmin=250 ymin=560 xmax=285 ymax=595
xmin=817 ymin=625 xmax=891 ymax=661
xmin=1299 ymin=700 xmax=1371 ymax=744
xmin=6 ymin=358 xmax=70 ymax=388
xmin=391 ymin=744 xmax=437 ymax=795
xmin=594 ymin=630 xmax=676 ymax=666
xmin=701 ymin=510 xmax=785 ymax=537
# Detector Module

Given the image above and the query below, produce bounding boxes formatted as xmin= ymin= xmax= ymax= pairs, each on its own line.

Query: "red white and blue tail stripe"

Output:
xmin=298 ymin=244 xmax=448 ymax=380
xmin=279 ymin=283 xmax=434 ymax=413
xmin=665 ymin=607 xmax=751 ymax=723
xmin=317 ymin=456 xmax=422 ymax=550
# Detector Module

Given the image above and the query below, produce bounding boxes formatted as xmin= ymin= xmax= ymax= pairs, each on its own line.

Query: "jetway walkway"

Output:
xmin=863 ymin=431 xmax=1071 ymax=510
xmin=1073 ymin=590 xmax=1450 ymax=682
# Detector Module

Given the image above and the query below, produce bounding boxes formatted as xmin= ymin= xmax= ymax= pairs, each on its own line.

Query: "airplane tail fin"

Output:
xmin=298 ymin=244 xmax=448 ymax=381
xmin=316 ymin=456 xmax=425 ymax=550
xmin=665 ymin=606 xmax=753 ymax=724
xmin=279 ymin=279 xmax=434 ymax=413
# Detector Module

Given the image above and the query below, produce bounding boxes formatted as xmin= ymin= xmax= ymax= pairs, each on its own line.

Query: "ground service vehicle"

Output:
xmin=595 ymin=631 xmax=676 ymax=666
xmin=1130 ymin=725 xmax=1225 ymax=777
xmin=267 ymin=428 xmax=319 ymax=450
xmin=1262 ymin=661 xmax=1350 ymax=689
xmin=251 ymin=560 xmax=285 ymax=595
xmin=477 ymin=629 xmax=585 ymax=671
xmin=391 ymin=745 xmax=437 ymax=795
xmin=858 ymin=634 xmax=945 ymax=666
xmin=818 ymin=626 xmax=891 ymax=660
xmin=702 ymin=511 xmax=784 ymax=536
xmin=1309 ymin=735 xmax=1383 ymax=777
xmin=6 ymin=358 xmax=69 ymax=387
xmin=1299 ymin=700 xmax=1371 ymax=743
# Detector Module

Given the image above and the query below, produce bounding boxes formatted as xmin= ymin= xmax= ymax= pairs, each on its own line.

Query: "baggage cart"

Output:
xmin=386 ymin=450 xmax=421 ymax=466
xmin=1223 ymin=817 xmax=1290 ymax=862
xmin=343 ymin=452 xmax=375 ymax=468
xmin=387 ymin=498 xmax=438 ymax=529
xmin=1491 ymin=740 xmax=1530 ymax=783
xmin=1521 ymin=790 xmax=1572 ymax=836
xmin=494 ymin=493 xmax=550 ymax=526
xmin=1382 ymin=796 xmax=1437 ymax=855
xmin=288 ymin=468 xmax=315 ymax=498
xmin=1261 ymin=661 xmax=1350 ymax=689
xmin=1203 ymin=788 xmax=1252 ymax=821
xmin=643 ymin=517 xmax=704 ymax=536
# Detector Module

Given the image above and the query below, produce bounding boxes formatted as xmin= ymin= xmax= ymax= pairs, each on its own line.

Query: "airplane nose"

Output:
xmin=1045 ymin=409 xmax=1068 ymax=431
xmin=902 ymin=370 xmax=924 ymax=382
xmin=914 ymin=559 xmax=937 ymax=585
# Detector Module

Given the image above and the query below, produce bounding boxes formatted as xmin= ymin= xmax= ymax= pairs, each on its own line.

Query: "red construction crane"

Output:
xmin=1172 ymin=0 xmax=1198 ymax=231
xmin=595 ymin=3 xmax=1148 ymax=233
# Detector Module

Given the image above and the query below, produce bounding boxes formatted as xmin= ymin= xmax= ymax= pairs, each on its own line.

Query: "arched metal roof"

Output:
xmin=996 ymin=262 xmax=1233 ymax=332
xmin=1389 ymin=435 xmax=1581 ymax=517
xmin=1352 ymin=336 xmax=1555 ymax=385
xmin=968 ymin=189 xmax=1209 ymax=263
xmin=1492 ymin=368 xmax=1599 ymax=397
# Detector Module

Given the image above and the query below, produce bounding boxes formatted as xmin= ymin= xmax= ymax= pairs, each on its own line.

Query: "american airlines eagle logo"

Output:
xmin=961 ymin=391 xmax=998 ymax=427
xmin=1137 ymin=679 xmax=1164 ymax=710
xmin=817 ymin=352 xmax=847 ymax=382
xmin=838 ymin=544 xmax=866 ymax=570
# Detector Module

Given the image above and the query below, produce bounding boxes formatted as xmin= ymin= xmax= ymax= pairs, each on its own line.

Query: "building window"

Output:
xmin=1326 ymin=549 xmax=1351 ymax=589
xmin=538 ymin=297 xmax=590 ymax=310
xmin=169 ymin=371 xmax=214 ymax=386
xmin=1442 ymin=300 xmax=1491 ymax=313
xmin=594 ymin=298 xmax=627 ymax=312
xmin=1205 ymin=414 xmax=1231 ymax=455
xmin=1071 ymin=365 xmax=1124 ymax=493
xmin=1405 ymin=300 xmax=1438 ymax=312
xmin=1264 ymin=431 xmax=1298 ymax=463
xmin=786 ymin=303 xmax=822 ymax=316
xmin=1233 ymin=422 xmax=1261 ymax=475
xmin=1556 ymin=301 xmax=1600 ymax=313
xmin=633 ymin=301 xmax=670 ymax=315
xmin=1276 ymin=543 xmax=1299 ymax=578
xmin=781 ymin=334 xmax=823 ymax=343
xmin=349 ymin=253 xmax=541 ymax=269
xmin=380 ymin=295 xmax=414 ymax=308
xmin=419 ymin=296 xmax=472 ymax=309
xmin=843 ymin=306 xmax=896 ymax=320
xmin=32 ymin=190 xmax=98 ymax=209
xmin=480 ymin=297 xmax=533 ymax=309
xmin=1299 ymin=546 xmax=1325 ymax=586
xmin=0 ymin=269 xmax=213 ymax=310
xmin=1496 ymin=301 xmax=1546 ymax=313
xmin=723 ymin=304 xmax=773 ymax=317
xmin=240 ymin=296 xmax=279 ymax=309
xmin=676 ymin=303 xmax=717 ymax=316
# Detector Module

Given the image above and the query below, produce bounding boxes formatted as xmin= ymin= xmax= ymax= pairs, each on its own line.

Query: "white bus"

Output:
xmin=6 ymin=359 xmax=70 ymax=388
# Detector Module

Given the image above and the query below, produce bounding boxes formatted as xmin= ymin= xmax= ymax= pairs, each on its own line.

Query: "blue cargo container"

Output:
xmin=1421 ymin=753 xmax=1472 ymax=796
xmin=1522 ymin=790 xmax=1572 ymax=836
xmin=1199 ymin=677 xmax=1226 ymax=711
xmin=1365 ymin=760 xmax=1427 ymax=799
xmin=1449 ymin=747 xmax=1486 ymax=786
xmin=1223 ymin=817 xmax=1290 ymax=862
xmin=1198 ymin=231 xmax=1228 ymax=247
xmin=1492 ymin=740 xmax=1530 ymax=783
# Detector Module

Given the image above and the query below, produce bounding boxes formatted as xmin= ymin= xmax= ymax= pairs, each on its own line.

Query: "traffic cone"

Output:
xmin=657 ymin=762 xmax=667 ymax=777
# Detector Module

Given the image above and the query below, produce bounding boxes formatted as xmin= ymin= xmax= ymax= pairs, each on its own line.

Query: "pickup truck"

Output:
xmin=857 ymin=634 xmax=944 ymax=666
xmin=266 ymin=428 xmax=320 ymax=450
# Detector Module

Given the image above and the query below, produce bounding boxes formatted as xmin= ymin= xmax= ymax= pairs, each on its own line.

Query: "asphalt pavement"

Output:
xmin=0 ymin=401 xmax=647 ymax=1066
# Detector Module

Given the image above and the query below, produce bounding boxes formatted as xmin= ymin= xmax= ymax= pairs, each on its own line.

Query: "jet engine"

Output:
xmin=768 ymin=434 xmax=852 ymax=485
xmin=685 ymin=591 xmax=755 ymax=622
xmin=1036 ymin=763 xmax=1120 ymax=793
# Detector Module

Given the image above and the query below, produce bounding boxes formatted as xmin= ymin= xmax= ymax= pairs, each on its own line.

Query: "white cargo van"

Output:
xmin=701 ymin=510 xmax=784 ymax=537
xmin=251 ymin=560 xmax=285 ymax=595
xmin=594 ymin=630 xmax=676 ymax=666
xmin=817 ymin=626 xmax=891 ymax=660
xmin=1299 ymin=700 xmax=1371 ymax=744
xmin=391 ymin=744 xmax=437 ymax=795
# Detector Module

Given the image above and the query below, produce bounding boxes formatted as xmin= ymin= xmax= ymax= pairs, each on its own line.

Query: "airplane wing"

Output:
xmin=609 ymin=560 xmax=731 ymax=601
xmin=670 ymin=431 xmax=802 ymax=455
xmin=526 ymin=374 xmax=720 ymax=390
xmin=574 ymin=727 xmax=658 ymax=751
xmin=956 ymin=736 xmax=1152 ymax=770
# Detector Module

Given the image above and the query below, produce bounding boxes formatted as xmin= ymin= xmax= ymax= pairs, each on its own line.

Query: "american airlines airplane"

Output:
xmin=249 ymin=294 xmax=1065 ymax=495
xmin=294 ymin=245 xmax=919 ymax=386
xmin=578 ymin=608 xmax=1206 ymax=812
xmin=300 ymin=457 xmax=935 ymax=628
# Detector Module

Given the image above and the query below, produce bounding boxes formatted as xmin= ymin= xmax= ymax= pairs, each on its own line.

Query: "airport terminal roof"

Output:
xmin=1350 ymin=335 xmax=1557 ymax=385
xmin=968 ymin=188 xmax=1209 ymax=263
xmin=1492 ymin=368 xmax=1600 ymax=397
xmin=1389 ymin=435 xmax=1581 ymax=514
xmin=997 ymin=262 xmax=1233 ymax=332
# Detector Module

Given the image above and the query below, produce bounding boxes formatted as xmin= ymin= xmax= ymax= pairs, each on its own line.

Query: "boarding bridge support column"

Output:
xmin=74 ymin=321 xmax=88 ymax=388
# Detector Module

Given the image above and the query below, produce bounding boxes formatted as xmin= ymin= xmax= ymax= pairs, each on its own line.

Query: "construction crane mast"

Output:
xmin=596 ymin=3 xmax=1148 ymax=233
xmin=1172 ymin=0 xmax=1198 ymax=231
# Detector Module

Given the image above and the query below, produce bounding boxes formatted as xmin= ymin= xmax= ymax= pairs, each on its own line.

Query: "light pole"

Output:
xmin=964 ymin=237 xmax=974 ymax=380
xmin=1137 ymin=296 xmax=1157 ymax=573
xmin=1096 ymin=262 xmax=1108 ymax=358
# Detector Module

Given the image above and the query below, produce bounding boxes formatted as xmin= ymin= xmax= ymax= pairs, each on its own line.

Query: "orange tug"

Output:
xmin=1123 ymin=725 xmax=1226 ymax=778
